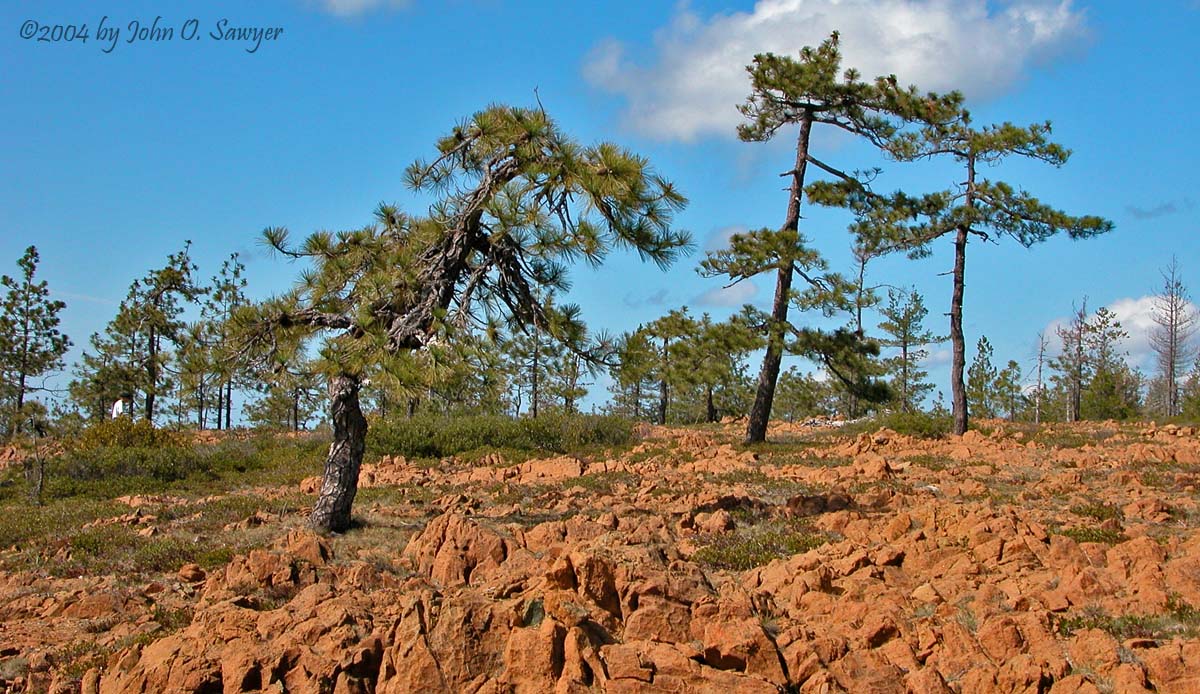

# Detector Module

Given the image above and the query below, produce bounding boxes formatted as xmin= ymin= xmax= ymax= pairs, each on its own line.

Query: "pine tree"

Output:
xmin=787 ymin=326 xmax=891 ymax=418
xmin=506 ymin=323 xmax=556 ymax=417
xmin=1052 ymin=302 xmax=1091 ymax=423
xmin=0 ymin=246 xmax=70 ymax=435
xmin=236 ymin=105 xmax=690 ymax=532
xmin=772 ymin=367 xmax=827 ymax=421
xmin=608 ymin=329 xmax=656 ymax=419
xmin=1080 ymin=307 xmax=1137 ymax=420
xmin=877 ymin=288 xmax=940 ymax=412
xmin=1149 ymin=257 xmax=1197 ymax=417
xmin=175 ymin=321 xmax=220 ymax=428
xmin=645 ymin=308 xmax=697 ymax=425
xmin=706 ymin=32 xmax=960 ymax=444
xmin=821 ymin=117 xmax=1113 ymax=434
xmin=69 ymin=329 xmax=139 ymax=422
xmin=73 ymin=244 xmax=203 ymax=423
xmin=244 ymin=362 xmax=325 ymax=432
xmin=675 ymin=312 xmax=762 ymax=422
xmin=966 ymin=336 xmax=998 ymax=419
xmin=995 ymin=360 xmax=1024 ymax=420
xmin=546 ymin=349 xmax=591 ymax=414
xmin=205 ymin=254 xmax=249 ymax=429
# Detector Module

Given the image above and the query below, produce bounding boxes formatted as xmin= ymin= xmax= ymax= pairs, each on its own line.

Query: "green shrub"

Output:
xmin=1057 ymin=526 xmax=1126 ymax=545
xmin=368 ymin=413 xmax=633 ymax=459
xmin=69 ymin=524 xmax=141 ymax=557
xmin=693 ymin=524 xmax=827 ymax=571
xmin=55 ymin=445 xmax=206 ymax=483
xmin=841 ymin=411 xmax=953 ymax=439
xmin=1070 ymin=503 xmax=1122 ymax=522
xmin=132 ymin=536 xmax=200 ymax=573
xmin=884 ymin=411 xmax=954 ymax=438
xmin=73 ymin=418 xmax=181 ymax=452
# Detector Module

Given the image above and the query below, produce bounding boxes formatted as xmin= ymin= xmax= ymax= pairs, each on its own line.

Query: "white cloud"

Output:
xmin=1106 ymin=296 xmax=1163 ymax=368
xmin=310 ymin=0 xmax=412 ymax=17
xmin=584 ymin=0 xmax=1088 ymax=141
xmin=921 ymin=348 xmax=953 ymax=368
xmin=695 ymin=279 xmax=758 ymax=307
xmin=704 ymin=225 xmax=748 ymax=253
xmin=623 ymin=287 xmax=671 ymax=307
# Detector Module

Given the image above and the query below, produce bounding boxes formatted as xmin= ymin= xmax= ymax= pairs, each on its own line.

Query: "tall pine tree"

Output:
xmin=0 ymin=246 xmax=70 ymax=434
xmin=877 ymin=288 xmax=940 ymax=412
xmin=705 ymin=32 xmax=959 ymax=443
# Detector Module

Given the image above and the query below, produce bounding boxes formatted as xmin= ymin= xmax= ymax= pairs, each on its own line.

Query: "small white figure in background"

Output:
xmin=111 ymin=392 xmax=134 ymax=419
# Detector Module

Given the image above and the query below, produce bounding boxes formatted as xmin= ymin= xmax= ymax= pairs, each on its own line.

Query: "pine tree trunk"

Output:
xmin=748 ymin=262 xmax=794 ymax=442
xmin=310 ymin=374 xmax=367 ymax=533
xmin=950 ymin=224 xmax=969 ymax=436
xmin=950 ymin=156 xmax=978 ymax=437
xmin=145 ymin=328 xmax=157 ymax=422
xmin=1070 ymin=319 xmax=1084 ymax=422
xmin=225 ymin=381 xmax=233 ymax=429
xmin=15 ymin=372 xmax=26 ymax=420
xmin=901 ymin=342 xmax=910 ymax=412
xmin=706 ymin=385 xmax=716 ymax=423
xmin=531 ymin=327 xmax=540 ymax=419
xmin=658 ymin=337 xmax=669 ymax=425
xmin=746 ymin=113 xmax=812 ymax=444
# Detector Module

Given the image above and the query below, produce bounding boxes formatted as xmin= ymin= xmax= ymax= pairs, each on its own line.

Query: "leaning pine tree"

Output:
xmin=237 ymin=105 xmax=690 ymax=532
xmin=705 ymin=32 xmax=961 ymax=444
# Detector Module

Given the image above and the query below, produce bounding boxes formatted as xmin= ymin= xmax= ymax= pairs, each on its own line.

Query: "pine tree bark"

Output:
xmin=746 ymin=112 xmax=812 ymax=444
xmin=950 ymin=156 xmax=977 ymax=436
xmin=310 ymin=373 xmax=367 ymax=533
xmin=950 ymin=224 xmax=969 ymax=435
xmin=706 ymin=385 xmax=716 ymax=423
xmin=531 ymin=326 xmax=540 ymax=419
xmin=658 ymin=337 xmax=669 ymax=425
xmin=145 ymin=327 xmax=157 ymax=422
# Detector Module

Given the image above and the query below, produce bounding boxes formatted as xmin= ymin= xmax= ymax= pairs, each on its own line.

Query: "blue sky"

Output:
xmin=2 ymin=0 xmax=1198 ymax=410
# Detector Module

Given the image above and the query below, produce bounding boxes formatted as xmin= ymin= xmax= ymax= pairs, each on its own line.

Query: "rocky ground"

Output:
xmin=3 ymin=420 xmax=1200 ymax=693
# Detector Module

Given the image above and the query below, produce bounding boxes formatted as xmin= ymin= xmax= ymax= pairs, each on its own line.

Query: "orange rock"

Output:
xmin=177 ymin=563 xmax=206 ymax=583
xmin=904 ymin=666 xmax=952 ymax=694
xmin=499 ymin=618 xmax=567 ymax=692
xmin=1048 ymin=673 xmax=1103 ymax=693
xmin=623 ymin=595 xmax=691 ymax=643
xmin=976 ymin=616 xmax=1024 ymax=662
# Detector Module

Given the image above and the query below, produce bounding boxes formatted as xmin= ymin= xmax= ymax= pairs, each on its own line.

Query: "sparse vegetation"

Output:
xmin=368 ymin=413 xmax=633 ymax=460
xmin=839 ymin=411 xmax=954 ymax=439
xmin=1056 ymin=526 xmax=1127 ymax=545
xmin=1057 ymin=598 xmax=1200 ymax=640
xmin=692 ymin=520 xmax=828 ymax=571
xmin=1069 ymin=502 xmax=1122 ymax=522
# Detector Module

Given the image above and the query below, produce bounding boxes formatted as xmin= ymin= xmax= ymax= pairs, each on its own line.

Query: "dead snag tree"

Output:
xmin=709 ymin=32 xmax=960 ymax=443
xmin=240 ymin=105 xmax=690 ymax=532
xmin=1150 ymin=257 xmax=1197 ymax=417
